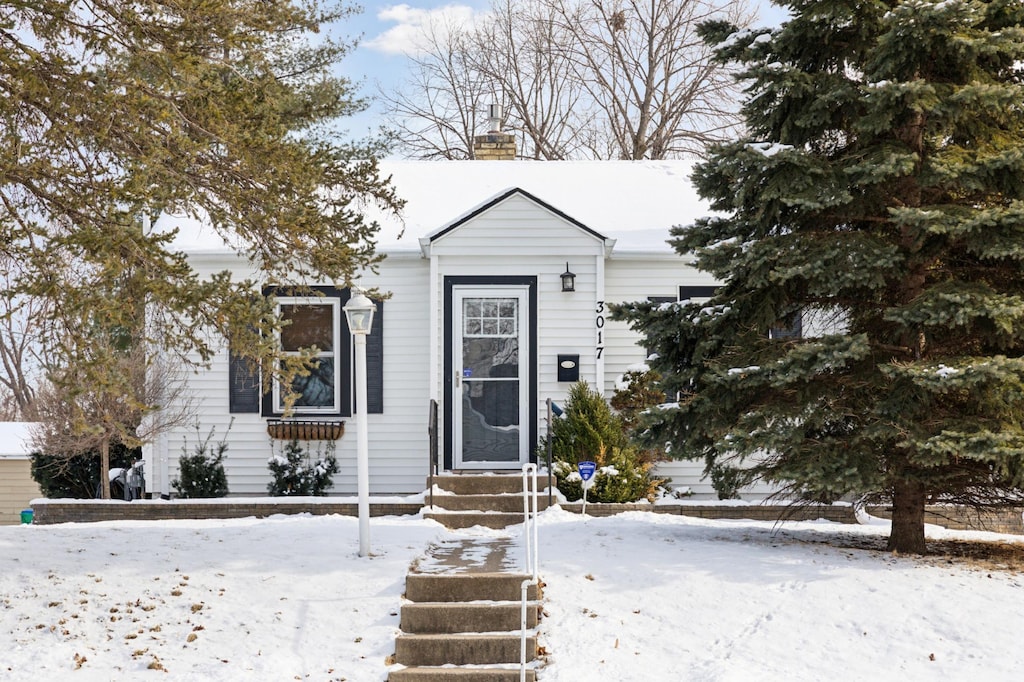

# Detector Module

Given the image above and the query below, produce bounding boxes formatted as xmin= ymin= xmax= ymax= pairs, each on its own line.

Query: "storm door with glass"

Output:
xmin=453 ymin=288 xmax=529 ymax=468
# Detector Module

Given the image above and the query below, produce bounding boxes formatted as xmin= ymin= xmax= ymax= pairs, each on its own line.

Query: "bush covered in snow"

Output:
xmin=267 ymin=439 xmax=338 ymax=496
xmin=549 ymin=381 xmax=665 ymax=503
xmin=172 ymin=423 xmax=229 ymax=498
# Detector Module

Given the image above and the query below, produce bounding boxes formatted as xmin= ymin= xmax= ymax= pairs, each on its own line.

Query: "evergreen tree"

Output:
xmin=2 ymin=0 xmax=401 ymax=407
xmin=617 ymin=0 xmax=1024 ymax=553
xmin=550 ymin=381 xmax=626 ymax=465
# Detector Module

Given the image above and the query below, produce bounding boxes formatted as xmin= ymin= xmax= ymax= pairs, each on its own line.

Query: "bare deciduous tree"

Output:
xmin=378 ymin=14 xmax=492 ymax=159
xmin=380 ymin=0 xmax=754 ymax=160
xmin=0 ymin=259 xmax=48 ymax=420
xmin=473 ymin=0 xmax=596 ymax=159
xmin=550 ymin=0 xmax=752 ymax=159
xmin=31 ymin=345 xmax=194 ymax=499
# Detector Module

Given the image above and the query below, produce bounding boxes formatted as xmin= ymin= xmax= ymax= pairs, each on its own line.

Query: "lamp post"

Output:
xmin=343 ymin=289 xmax=376 ymax=557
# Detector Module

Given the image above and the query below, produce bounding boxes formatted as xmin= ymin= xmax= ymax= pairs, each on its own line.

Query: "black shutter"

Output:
xmin=678 ymin=285 xmax=718 ymax=300
xmin=228 ymin=352 xmax=261 ymax=413
xmin=366 ymin=300 xmax=384 ymax=414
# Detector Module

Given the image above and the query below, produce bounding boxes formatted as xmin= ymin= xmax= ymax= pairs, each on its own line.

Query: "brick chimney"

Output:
xmin=473 ymin=104 xmax=516 ymax=160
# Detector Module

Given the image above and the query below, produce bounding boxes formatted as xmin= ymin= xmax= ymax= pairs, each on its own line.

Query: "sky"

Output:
xmin=2 ymin=508 xmax=1023 ymax=680
xmin=332 ymin=0 xmax=792 ymax=139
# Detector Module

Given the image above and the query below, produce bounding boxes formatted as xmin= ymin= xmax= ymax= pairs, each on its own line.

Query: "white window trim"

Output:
xmin=272 ymin=296 xmax=342 ymax=414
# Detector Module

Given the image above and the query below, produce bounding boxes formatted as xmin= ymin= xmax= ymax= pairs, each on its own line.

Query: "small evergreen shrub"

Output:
xmin=549 ymin=381 xmax=665 ymax=503
xmin=172 ymin=424 xmax=230 ymax=498
xmin=708 ymin=462 xmax=745 ymax=500
xmin=610 ymin=367 xmax=666 ymax=435
xmin=550 ymin=381 xmax=626 ymax=465
xmin=552 ymin=445 xmax=665 ymax=503
xmin=267 ymin=439 xmax=338 ymax=496
xmin=610 ymin=366 xmax=670 ymax=466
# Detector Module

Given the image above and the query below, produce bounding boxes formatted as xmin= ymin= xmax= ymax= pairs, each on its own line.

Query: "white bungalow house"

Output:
xmin=145 ymin=157 xmax=735 ymax=498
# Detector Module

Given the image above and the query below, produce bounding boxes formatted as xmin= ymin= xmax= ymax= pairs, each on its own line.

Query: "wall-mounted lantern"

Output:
xmin=560 ymin=263 xmax=576 ymax=292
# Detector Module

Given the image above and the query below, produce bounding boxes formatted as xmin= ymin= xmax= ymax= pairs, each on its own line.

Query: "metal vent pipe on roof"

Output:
xmin=488 ymin=103 xmax=503 ymax=133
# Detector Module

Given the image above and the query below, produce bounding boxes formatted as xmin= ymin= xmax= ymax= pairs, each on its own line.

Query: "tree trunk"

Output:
xmin=887 ymin=478 xmax=927 ymax=554
xmin=100 ymin=437 xmax=111 ymax=500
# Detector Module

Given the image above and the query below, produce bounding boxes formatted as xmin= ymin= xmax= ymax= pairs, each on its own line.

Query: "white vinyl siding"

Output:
xmin=149 ymin=189 xmax=774 ymax=498
xmin=149 ymin=254 xmax=434 ymax=496
xmin=429 ymin=193 xmax=607 ymax=455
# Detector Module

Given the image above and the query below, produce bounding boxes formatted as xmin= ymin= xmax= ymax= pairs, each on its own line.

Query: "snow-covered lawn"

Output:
xmin=2 ymin=508 xmax=1023 ymax=681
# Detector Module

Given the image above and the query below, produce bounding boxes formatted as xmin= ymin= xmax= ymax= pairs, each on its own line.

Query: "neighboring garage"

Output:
xmin=0 ymin=422 xmax=40 ymax=525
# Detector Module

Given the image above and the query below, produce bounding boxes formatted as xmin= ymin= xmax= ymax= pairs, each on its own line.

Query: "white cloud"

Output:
xmin=364 ymin=3 xmax=480 ymax=56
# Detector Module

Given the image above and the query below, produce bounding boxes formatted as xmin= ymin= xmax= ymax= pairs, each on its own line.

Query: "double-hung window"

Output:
xmin=274 ymin=296 xmax=342 ymax=414
xmin=229 ymin=285 xmax=384 ymax=417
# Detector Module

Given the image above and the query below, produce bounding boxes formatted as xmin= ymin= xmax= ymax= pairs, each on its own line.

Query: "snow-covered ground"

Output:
xmin=2 ymin=508 xmax=1022 ymax=681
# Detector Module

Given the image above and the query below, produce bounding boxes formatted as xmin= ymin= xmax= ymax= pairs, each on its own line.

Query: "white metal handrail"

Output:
xmin=520 ymin=463 xmax=539 ymax=682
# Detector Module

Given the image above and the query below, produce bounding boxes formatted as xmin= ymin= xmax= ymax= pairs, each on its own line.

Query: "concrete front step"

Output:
xmin=426 ymin=494 xmax=553 ymax=513
xmin=389 ymin=667 xmax=536 ymax=682
xmin=401 ymin=602 xmax=539 ymax=633
xmin=431 ymin=474 xmax=550 ymax=496
xmin=405 ymin=573 xmax=540 ymax=603
xmin=423 ymin=511 xmax=530 ymax=530
xmin=395 ymin=633 xmax=537 ymax=666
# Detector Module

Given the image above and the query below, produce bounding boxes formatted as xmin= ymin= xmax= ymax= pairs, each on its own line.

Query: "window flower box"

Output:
xmin=266 ymin=419 xmax=344 ymax=441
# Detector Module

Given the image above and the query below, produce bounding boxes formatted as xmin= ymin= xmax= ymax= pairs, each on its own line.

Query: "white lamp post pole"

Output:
xmin=343 ymin=290 xmax=376 ymax=557
xmin=353 ymin=330 xmax=370 ymax=556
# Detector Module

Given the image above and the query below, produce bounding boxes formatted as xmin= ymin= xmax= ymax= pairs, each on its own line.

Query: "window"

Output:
xmin=642 ymin=286 xmax=717 ymax=360
xmin=227 ymin=286 xmax=385 ymax=417
xmin=274 ymin=297 xmax=341 ymax=414
xmin=769 ymin=311 xmax=803 ymax=340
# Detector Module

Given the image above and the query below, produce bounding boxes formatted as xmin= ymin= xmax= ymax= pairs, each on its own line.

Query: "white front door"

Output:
xmin=453 ymin=287 xmax=530 ymax=469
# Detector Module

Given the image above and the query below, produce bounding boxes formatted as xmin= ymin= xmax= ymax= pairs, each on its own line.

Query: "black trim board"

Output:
xmin=443 ymin=276 xmax=538 ymax=470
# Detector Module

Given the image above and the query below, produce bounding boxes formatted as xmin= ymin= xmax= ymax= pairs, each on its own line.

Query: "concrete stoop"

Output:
xmin=389 ymin=537 xmax=542 ymax=682
xmin=424 ymin=474 xmax=552 ymax=530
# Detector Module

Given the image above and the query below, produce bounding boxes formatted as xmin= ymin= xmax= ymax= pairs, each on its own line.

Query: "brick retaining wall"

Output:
xmin=865 ymin=505 xmax=1024 ymax=535
xmin=31 ymin=500 xmax=422 ymax=525
xmin=560 ymin=502 xmax=860 ymax=525
xmin=27 ymin=499 xmax=1024 ymax=535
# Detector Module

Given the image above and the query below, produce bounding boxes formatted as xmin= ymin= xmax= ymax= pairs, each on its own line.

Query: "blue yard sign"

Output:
xmin=578 ymin=461 xmax=596 ymax=482
xmin=578 ymin=460 xmax=597 ymax=516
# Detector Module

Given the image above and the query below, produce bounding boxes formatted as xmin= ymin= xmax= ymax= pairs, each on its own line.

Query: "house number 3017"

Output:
xmin=595 ymin=301 xmax=605 ymax=359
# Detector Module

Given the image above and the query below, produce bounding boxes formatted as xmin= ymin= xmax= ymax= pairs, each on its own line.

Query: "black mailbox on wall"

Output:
xmin=557 ymin=354 xmax=580 ymax=382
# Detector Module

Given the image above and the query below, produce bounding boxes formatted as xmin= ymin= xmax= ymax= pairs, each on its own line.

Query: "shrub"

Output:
xmin=552 ymin=445 xmax=666 ymax=503
xmin=708 ymin=462 xmax=745 ymax=500
xmin=610 ymin=366 xmax=666 ymax=435
xmin=31 ymin=444 xmax=139 ymax=499
xmin=549 ymin=381 xmax=666 ymax=503
xmin=267 ymin=439 xmax=338 ymax=496
xmin=172 ymin=424 xmax=230 ymax=498
xmin=550 ymin=381 xmax=626 ymax=466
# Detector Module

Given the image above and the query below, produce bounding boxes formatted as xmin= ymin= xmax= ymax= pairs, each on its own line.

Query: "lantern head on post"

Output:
xmin=560 ymin=263 xmax=576 ymax=292
xmin=343 ymin=289 xmax=376 ymax=335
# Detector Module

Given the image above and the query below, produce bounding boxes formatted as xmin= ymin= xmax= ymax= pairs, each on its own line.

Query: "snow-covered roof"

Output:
xmin=373 ymin=160 xmax=706 ymax=253
xmin=159 ymin=159 xmax=709 ymax=255
xmin=0 ymin=422 xmax=37 ymax=459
